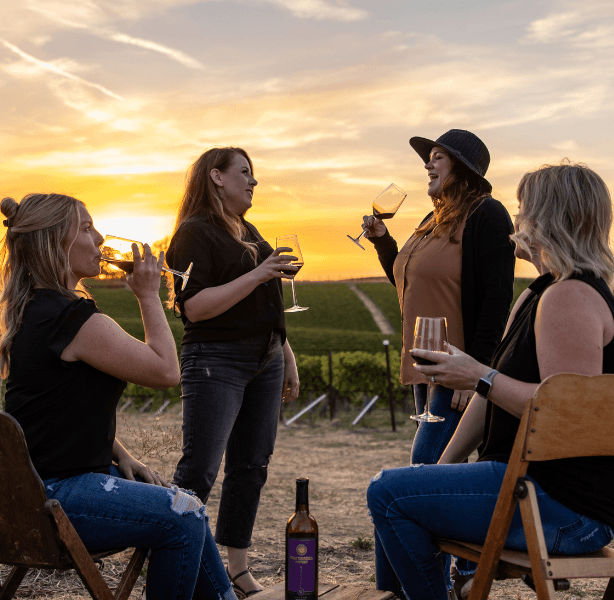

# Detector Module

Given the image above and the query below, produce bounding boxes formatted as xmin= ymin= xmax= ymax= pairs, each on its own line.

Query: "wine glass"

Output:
xmin=100 ymin=235 xmax=193 ymax=291
xmin=276 ymin=235 xmax=308 ymax=313
xmin=410 ymin=316 xmax=447 ymax=423
xmin=347 ymin=183 xmax=407 ymax=249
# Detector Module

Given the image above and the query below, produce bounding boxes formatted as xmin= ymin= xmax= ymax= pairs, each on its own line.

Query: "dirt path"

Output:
xmin=346 ymin=283 xmax=395 ymax=335
xmin=6 ymin=410 xmax=611 ymax=599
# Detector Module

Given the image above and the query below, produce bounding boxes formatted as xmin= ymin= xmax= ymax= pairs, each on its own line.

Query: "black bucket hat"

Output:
xmin=409 ymin=129 xmax=492 ymax=193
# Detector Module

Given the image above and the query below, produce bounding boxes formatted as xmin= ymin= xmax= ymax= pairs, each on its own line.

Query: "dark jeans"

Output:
xmin=44 ymin=466 xmax=236 ymax=600
xmin=173 ymin=331 xmax=284 ymax=549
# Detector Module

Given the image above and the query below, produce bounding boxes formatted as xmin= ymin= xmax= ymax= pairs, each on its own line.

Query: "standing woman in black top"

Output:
xmin=367 ymin=162 xmax=614 ymax=600
xmin=167 ymin=147 xmax=300 ymax=596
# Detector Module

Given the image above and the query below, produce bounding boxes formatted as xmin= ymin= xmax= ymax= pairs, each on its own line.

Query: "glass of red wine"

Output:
xmin=347 ymin=183 xmax=407 ymax=249
xmin=100 ymin=235 xmax=193 ymax=291
xmin=276 ymin=234 xmax=308 ymax=313
xmin=410 ymin=316 xmax=447 ymax=423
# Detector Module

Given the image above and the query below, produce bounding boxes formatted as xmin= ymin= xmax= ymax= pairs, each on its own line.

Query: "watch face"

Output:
xmin=476 ymin=378 xmax=490 ymax=398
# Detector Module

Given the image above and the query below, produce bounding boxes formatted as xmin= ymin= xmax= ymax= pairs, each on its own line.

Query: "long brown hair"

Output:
xmin=415 ymin=153 xmax=491 ymax=243
xmin=172 ymin=147 xmax=259 ymax=262
xmin=0 ymin=193 xmax=84 ymax=377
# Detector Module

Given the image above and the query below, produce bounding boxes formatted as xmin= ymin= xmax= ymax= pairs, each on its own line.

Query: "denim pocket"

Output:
xmin=552 ymin=515 xmax=613 ymax=554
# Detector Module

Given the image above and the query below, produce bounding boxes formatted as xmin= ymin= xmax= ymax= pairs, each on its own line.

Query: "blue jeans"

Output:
xmin=410 ymin=384 xmax=463 ymax=465
xmin=411 ymin=384 xmax=475 ymax=584
xmin=174 ymin=331 xmax=284 ymax=548
xmin=44 ymin=465 xmax=236 ymax=600
xmin=367 ymin=461 xmax=614 ymax=600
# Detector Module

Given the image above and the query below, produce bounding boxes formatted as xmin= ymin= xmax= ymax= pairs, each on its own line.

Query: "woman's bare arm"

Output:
xmin=62 ymin=245 xmax=180 ymax=389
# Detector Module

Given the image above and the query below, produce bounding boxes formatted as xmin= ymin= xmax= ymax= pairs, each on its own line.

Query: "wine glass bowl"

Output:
xmin=276 ymin=235 xmax=308 ymax=313
xmin=347 ymin=183 xmax=407 ymax=249
xmin=410 ymin=316 xmax=447 ymax=422
xmin=100 ymin=235 xmax=193 ymax=291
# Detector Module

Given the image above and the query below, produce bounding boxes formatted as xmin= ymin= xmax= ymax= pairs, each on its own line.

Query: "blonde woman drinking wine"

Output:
xmin=1 ymin=192 xmax=236 ymax=600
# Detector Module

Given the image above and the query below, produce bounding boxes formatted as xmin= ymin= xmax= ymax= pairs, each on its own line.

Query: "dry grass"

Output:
xmin=2 ymin=409 xmax=611 ymax=599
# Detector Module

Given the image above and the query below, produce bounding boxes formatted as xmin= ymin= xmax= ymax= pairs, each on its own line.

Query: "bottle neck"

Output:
xmin=295 ymin=479 xmax=309 ymax=512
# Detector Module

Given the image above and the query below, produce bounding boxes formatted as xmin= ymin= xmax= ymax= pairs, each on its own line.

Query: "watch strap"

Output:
xmin=475 ymin=369 xmax=499 ymax=398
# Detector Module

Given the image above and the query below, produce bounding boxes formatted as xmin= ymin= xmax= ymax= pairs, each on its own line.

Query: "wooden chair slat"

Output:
xmin=524 ymin=374 xmax=614 ymax=461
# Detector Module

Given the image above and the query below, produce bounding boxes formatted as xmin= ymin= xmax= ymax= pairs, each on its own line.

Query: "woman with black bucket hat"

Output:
xmin=362 ymin=129 xmax=515 ymax=598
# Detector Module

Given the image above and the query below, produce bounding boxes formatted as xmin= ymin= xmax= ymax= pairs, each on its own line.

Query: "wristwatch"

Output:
xmin=475 ymin=369 xmax=499 ymax=398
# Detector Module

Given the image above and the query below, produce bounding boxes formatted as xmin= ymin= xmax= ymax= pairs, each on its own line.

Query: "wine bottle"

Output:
xmin=286 ymin=478 xmax=318 ymax=600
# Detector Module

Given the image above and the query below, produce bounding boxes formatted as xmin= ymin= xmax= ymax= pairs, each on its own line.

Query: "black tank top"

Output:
xmin=479 ymin=272 xmax=614 ymax=527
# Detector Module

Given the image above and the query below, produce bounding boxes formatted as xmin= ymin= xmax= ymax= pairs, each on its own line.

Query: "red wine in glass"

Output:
xmin=100 ymin=235 xmax=193 ymax=291
xmin=410 ymin=317 xmax=447 ymax=423
xmin=347 ymin=183 xmax=407 ymax=249
xmin=276 ymin=235 xmax=308 ymax=313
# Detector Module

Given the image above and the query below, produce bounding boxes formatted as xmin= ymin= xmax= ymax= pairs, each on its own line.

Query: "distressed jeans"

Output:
xmin=43 ymin=465 xmax=236 ymax=600
xmin=174 ymin=331 xmax=284 ymax=548
xmin=367 ymin=461 xmax=614 ymax=600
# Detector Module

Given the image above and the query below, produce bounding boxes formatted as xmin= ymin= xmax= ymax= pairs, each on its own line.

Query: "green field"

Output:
xmin=88 ymin=277 xmax=533 ymax=357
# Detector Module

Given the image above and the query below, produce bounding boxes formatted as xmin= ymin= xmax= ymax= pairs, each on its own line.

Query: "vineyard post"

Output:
xmin=328 ymin=349 xmax=335 ymax=420
xmin=383 ymin=340 xmax=396 ymax=432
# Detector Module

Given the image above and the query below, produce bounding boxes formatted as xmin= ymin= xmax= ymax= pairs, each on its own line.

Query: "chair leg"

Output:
xmin=0 ymin=566 xmax=29 ymax=600
xmin=46 ymin=500 xmax=115 ymax=600
xmin=113 ymin=548 xmax=148 ymax=600
xmin=518 ymin=481 xmax=556 ymax=600
xmin=602 ymin=578 xmax=614 ymax=600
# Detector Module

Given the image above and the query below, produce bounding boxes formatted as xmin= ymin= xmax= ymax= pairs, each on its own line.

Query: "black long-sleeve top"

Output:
xmin=166 ymin=214 xmax=286 ymax=345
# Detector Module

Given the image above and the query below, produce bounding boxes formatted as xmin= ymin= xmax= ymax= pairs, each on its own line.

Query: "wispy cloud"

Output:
xmin=25 ymin=4 xmax=205 ymax=69
xmin=525 ymin=0 xmax=614 ymax=49
xmin=262 ymin=0 xmax=368 ymax=21
xmin=1 ymin=40 xmax=123 ymax=100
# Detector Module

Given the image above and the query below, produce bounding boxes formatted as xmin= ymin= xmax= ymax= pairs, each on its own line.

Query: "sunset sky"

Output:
xmin=2 ymin=0 xmax=613 ymax=281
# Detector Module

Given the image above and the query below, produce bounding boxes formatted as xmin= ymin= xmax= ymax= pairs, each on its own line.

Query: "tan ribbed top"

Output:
xmin=393 ymin=215 xmax=467 ymax=385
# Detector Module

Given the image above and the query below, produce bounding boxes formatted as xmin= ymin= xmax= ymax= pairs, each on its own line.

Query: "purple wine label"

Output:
xmin=287 ymin=538 xmax=316 ymax=593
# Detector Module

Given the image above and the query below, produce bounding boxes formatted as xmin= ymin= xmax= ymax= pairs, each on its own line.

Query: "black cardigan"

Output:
xmin=370 ymin=197 xmax=515 ymax=365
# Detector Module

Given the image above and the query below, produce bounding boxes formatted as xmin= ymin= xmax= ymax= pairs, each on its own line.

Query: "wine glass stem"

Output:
xmin=355 ymin=230 xmax=366 ymax=242
xmin=426 ymin=381 xmax=433 ymax=415
xmin=290 ymin=278 xmax=299 ymax=307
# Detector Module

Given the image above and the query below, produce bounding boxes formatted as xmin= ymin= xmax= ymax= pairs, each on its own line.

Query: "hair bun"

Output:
xmin=1 ymin=197 xmax=19 ymax=220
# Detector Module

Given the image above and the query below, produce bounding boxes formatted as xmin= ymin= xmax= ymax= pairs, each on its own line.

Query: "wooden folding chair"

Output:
xmin=0 ymin=411 xmax=148 ymax=600
xmin=436 ymin=373 xmax=614 ymax=600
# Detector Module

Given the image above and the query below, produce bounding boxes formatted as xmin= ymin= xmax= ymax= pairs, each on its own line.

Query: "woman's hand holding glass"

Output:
xmin=411 ymin=343 xmax=492 ymax=394
xmin=252 ymin=247 xmax=298 ymax=283
xmin=125 ymin=243 xmax=165 ymax=299
xmin=361 ymin=214 xmax=388 ymax=239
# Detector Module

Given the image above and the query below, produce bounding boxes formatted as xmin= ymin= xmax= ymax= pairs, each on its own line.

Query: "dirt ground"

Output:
xmin=3 ymin=408 xmax=611 ymax=599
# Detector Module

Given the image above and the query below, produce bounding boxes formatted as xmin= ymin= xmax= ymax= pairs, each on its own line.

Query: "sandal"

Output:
xmin=226 ymin=567 xmax=263 ymax=599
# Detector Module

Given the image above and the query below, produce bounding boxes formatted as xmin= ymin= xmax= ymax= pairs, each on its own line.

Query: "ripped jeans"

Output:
xmin=174 ymin=332 xmax=284 ymax=548
xmin=367 ymin=461 xmax=614 ymax=600
xmin=44 ymin=465 xmax=236 ymax=600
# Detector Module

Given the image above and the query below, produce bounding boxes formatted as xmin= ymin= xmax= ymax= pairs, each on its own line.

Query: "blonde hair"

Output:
xmin=512 ymin=162 xmax=614 ymax=285
xmin=415 ymin=152 xmax=491 ymax=243
xmin=0 ymin=193 xmax=84 ymax=377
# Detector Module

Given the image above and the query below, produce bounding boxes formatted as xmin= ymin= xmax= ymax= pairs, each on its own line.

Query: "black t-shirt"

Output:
xmin=479 ymin=272 xmax=614 ymax=527
xmin=166 ymin=214 xmax=286 ymax=345
xmin=5 ymin=289 xmax=126 ymax=480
